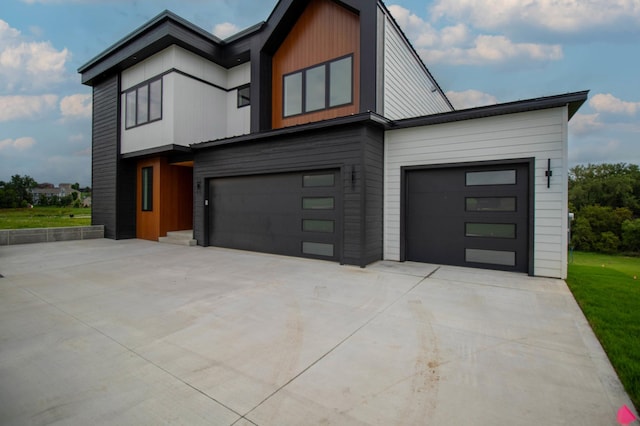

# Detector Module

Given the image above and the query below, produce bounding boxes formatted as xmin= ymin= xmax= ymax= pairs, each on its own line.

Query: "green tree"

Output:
xmin=570 ymin=206 xmax=632 ymax=253
xmin=569 ymin=163 xmax=640 ymax=215
xmin=621 ymin=219 xmax=640 ymax=252
xmin=0 ymin=175 xmax=37 ymax=208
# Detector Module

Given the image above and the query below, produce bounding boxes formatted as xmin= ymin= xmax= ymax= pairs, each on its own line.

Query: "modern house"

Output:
xmin=78 ymin=0 xmax=587 ymax=279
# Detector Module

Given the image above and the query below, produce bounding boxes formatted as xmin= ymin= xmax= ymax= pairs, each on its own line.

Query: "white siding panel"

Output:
xmin=121 ymin=47 xmax=176 ymax=90
xmin=227 ymin=93 xmax=251 ymax=138
xmin=384 ymin=107 xmax=570 ymax=278
xmin=174 ymin=73 xmax=227 ymax=145
xmin=382 ymin=14 xmax=452 ymax=119
xmin=227 ymin=62 xmax=251 ymax=88
xmin=226 ymin=63 xmax=251 ymax=138
xmin=173 ymin=46 xmax=227 ymax=88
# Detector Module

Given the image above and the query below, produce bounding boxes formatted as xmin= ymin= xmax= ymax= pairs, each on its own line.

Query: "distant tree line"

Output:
xmin=0 ymin=175 xmax=90 ymax=209
xmin=569 ymin=163 xmax=640 ymax=253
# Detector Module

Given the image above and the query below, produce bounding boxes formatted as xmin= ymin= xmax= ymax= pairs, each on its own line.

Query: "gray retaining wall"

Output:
xmin=0 ymin=225 xmax=104 ymax=246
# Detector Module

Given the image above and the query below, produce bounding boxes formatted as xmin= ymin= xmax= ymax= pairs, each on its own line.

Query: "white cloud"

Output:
xmin=430 ymin=0 xmax=640 ymax=35
xmin=213 ymin=22 xmax=240 ymax=39
xmin=446 ymin=89 xmax=498 ymax=109
xmin=590 ymin=93 xmax=640 ymax=116
xmin=60 ymin=94 xmax=92 ymax=119
xmin=388 ymin=5 xmax=562 ymax=66
xmin=0 ymin=136 xmax=36 ymax=151
xmin=69 ymin=133 xmax=85 ymax=143
xmin=569 ymin=113 xmax=605 ymax=136
xmin=0 ymin=94 xmax=58 ymax=121
xmin=0 ymin=19 xmax=69 ymax=91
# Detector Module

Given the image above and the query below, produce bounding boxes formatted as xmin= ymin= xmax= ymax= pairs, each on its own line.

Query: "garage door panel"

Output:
xmin=209 ymin=170 xmax=340 ymax=261
xmin=406 ymin=163 xmax=529 ymax=273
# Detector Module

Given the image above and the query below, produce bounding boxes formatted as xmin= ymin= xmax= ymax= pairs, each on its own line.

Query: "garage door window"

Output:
xmin=302 ymin=242 xmax=334 ymax=257
xmin=466 ymin=223 xmax=516 ymax=239
xmin=466 ymin=197 xmax=516 ymax=212
xmin=303 ymin=219 xmax=334 ymax=233
xmin=466 ymin=170 xmax=516 ymax=186
xmin=303 ymin=174 xmax=335 ymax=187
xmin=303 ymin=197 xmax=334 ymax=210
xmin=466 ymin=249 xmax=516 ymax=266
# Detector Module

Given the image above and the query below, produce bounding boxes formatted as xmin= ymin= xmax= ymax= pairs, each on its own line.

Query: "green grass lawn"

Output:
xmin=567 ymin=251 xmax=640 ymax=411
xmin=0 ymin=207 xmax=91 ymax=229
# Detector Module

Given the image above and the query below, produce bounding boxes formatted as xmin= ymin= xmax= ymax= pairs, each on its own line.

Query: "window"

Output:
xmin=302 ymin=197 xmax=334 ymax=210
xmin=125 ymin=78 xmax=162 ymax=128
xmin=302 ymin=242 xmax=334 ymax=257
xmin=465 ymin=249 xmax=516 ymax=266
xmin=303 ymin=219 xmax=335 ymax=233
xmin=283 ymin=55 xmax=353 ymax=118
xmin=466 ymin=170 xmax=516 ymax=186
xmin=237 ymin=84 xmax=250 ymax=108
xmin=465 ymin=223 xmax=516 ymax=239
xmin=466 ymin=197 xmax=517 ymax=212
xmin=141 ymin=167 xmax=153 ymax=211
xmin=303 ymin=174 xmax=334 ymax=187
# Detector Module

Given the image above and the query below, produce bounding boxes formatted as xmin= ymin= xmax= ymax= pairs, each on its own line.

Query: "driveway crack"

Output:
xmin=235 ymin=270 xmax=436 ymax=424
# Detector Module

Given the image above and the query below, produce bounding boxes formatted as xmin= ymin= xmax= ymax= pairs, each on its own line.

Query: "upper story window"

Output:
xmin=283 ymin=55 xmax=353 ymax=118
xmin=125 ymin=78 xmax=162 ymax=129
xmin=237 ymin=84 xmax=250 ymax=108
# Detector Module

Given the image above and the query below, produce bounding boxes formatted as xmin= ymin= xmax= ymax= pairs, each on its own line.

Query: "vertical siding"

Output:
xmin=174 ymin=73 xmax=228 ymax=144
xmin=91 ymin=75 xmax=119 ymax=239
xmin=381 ymin=12 xmax=452 ymax=119
xmin=193 ymin=123 xmax=383 ymax=267
xmin=384 ymin=107 xmax=569 ymax=278
xmin=227 ymin=62 xmax=252 ymax=137
xmin=272 ymin=0 xmax=360 ymax=129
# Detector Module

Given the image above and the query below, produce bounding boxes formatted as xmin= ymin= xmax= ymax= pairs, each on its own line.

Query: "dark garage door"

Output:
xmin=209 ymin=170 xmax=340 ymax=261
xmin=405 ymin=163 xmax=529 ymax=273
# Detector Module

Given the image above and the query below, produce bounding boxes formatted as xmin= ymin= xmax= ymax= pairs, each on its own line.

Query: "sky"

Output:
xmin=1 ymin=0 xmax=639 ymax=187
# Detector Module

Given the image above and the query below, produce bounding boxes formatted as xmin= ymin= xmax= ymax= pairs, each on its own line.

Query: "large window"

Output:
xmin=283 ymin=55 xmax=353 ymax=118
xmin=126 ymin=78 xmax=162 ymax=128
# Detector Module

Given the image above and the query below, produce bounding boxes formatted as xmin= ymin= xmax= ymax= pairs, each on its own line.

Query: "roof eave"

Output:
xmin=391 ymin=90 xmax=589 ymax=130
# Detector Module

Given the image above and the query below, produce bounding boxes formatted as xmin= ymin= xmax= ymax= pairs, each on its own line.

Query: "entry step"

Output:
xmin=159 ymin=230 xmax=197 ymax=247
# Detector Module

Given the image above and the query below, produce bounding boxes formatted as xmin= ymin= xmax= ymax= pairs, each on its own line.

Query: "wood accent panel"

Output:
xmin=160 ymin=163 xmax=193 ymax=236
xmin=137 ymin=158 xmax=193 ymax=241
xmin=137 ymin=158 xmax=161 ymax=241
xmin=272 ymin=0 xmax=360 ymax=129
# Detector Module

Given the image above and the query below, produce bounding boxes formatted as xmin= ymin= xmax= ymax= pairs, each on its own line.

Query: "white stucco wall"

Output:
xmin=384 ymin=107 xmax=570 ymax=278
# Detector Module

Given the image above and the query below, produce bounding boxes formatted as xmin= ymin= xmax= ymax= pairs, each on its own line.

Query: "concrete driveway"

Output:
xmin=0 ymin=239 xmax=633 ymax=425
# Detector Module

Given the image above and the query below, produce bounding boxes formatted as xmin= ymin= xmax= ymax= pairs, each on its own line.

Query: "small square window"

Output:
xmin=237 ymin=85 xmax=250 ymax=108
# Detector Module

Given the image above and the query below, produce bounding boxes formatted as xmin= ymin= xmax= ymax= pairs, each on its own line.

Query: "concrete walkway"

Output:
xmin=0 ymin=239 xmax=633 ymax=425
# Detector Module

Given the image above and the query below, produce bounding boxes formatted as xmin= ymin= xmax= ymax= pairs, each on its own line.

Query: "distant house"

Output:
xmin=31 ymin=183 xmax=80 ymax=205
xmin=78 ymin=0 xmax=587 ymax=278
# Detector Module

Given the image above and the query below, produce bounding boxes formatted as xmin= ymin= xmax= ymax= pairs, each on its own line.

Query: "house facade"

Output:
xmin=79 ymin=0 xmax=587 ymax=278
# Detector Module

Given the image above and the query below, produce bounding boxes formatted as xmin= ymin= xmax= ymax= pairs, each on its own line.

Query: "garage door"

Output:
xmin=405 ymin=163 xmax=529 ymax=272
xmin=209 ymin=170 xmax=340 ymax=261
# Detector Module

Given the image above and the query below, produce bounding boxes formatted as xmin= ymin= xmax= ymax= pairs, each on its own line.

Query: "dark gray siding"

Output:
xmin=91 ymin=75 xmax=136 ymax=239
xmin=193 ymin=122 xmax=384 ymax=267
xmin=91 ymin=76 xmax=119 ymax=238
xmin=362 ymin=125 xmax=384 ymax=265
